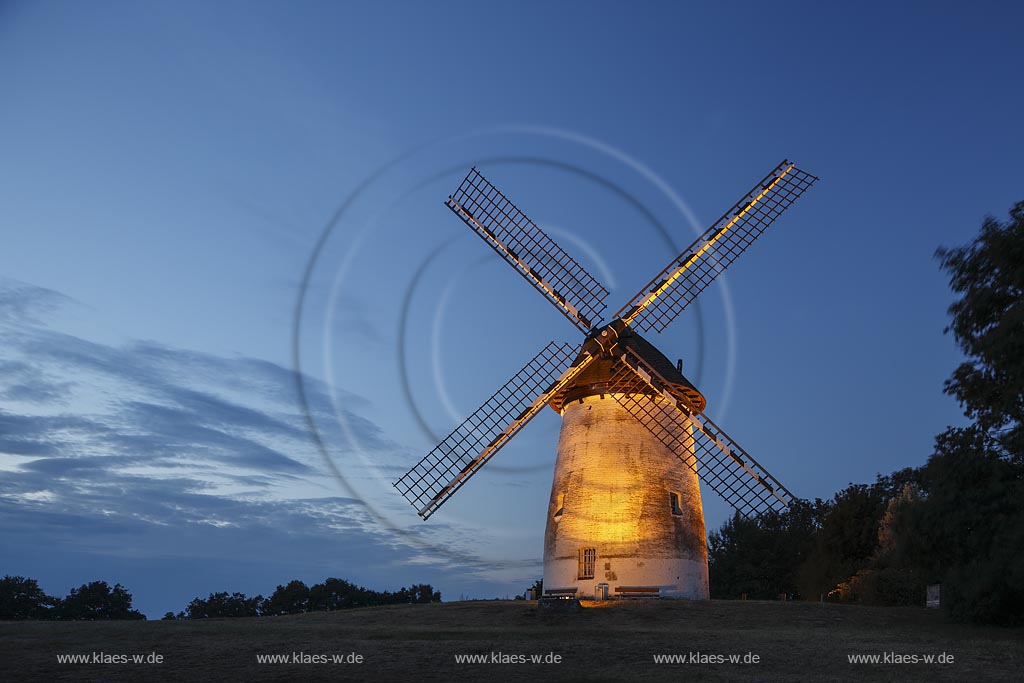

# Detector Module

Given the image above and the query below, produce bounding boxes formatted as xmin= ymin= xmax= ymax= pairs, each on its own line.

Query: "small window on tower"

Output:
xmin=670 ymin=491 xmax=683 ymax=516
xmin=554 ymin=493 xmax=565 ymax=517
xmin=578 ymin=548 xmax=596 ymax=580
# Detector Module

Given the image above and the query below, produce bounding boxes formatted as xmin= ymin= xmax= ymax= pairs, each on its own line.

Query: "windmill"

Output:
xmin=394 ymin=161 xmax=818 ymax=599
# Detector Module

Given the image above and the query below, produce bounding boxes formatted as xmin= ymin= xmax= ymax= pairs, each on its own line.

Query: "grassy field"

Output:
xmin=1 ymin=599 xmax=1020 ymax=681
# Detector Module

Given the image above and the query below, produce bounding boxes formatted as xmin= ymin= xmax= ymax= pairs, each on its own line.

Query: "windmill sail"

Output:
xmin=606 ymin=346 xmax=794 ymax=516
xmin=394 ymin=341 xmax=596 ymax=519
xmin=394 ymin=161 xmax=815 ymax=523
xmin=446 ymin=168 xmax=609 ymax=332
xmin=615 ymin=160 xmax=818 ymax=333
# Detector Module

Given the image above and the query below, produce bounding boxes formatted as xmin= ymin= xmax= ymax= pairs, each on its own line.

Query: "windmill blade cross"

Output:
xmin=607 ymin=347 xmax=794 ymax=517
xmin=446 ymin=168 xmax=609 ymax=333
xmin=394 ymin=341 xmax=597 ymax=519
xmin=615 ymin=160 xmax=818 ymax=334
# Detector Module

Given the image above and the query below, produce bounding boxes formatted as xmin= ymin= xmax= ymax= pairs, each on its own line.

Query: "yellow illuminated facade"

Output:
xmin=542 ymin=393 xmax=710 ymax=599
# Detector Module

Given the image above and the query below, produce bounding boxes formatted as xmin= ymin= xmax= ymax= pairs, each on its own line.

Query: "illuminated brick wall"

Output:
xmin=542 ymin=393 xmax=709 ymax=599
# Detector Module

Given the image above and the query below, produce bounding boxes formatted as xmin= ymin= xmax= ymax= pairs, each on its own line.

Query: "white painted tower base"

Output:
xmin=542 ymin=393 xmax=710 ymax=599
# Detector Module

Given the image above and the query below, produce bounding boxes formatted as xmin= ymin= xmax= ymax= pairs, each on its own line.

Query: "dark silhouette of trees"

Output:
xmin=308 ymin=578 xmax=364 ymax=611
xmin=173 ymin=578 xmax=442 ymax=619
xmin=709 ymin=499 xmax=825 ymax=599
xmin=907 ymin=201 xmax=1024 ymax=624
xmin=901 ymin=429 xmax=1024 ymax=624
xmin=797 ymin=468 xmax=920 ymax=600
xmin=404 ymin=583 xmax=442 ymax=604
xmin=57 ymin=581 xmax=145 ymax=620
xmin=184 ymin=592 xmax=263 ymax=619
xmin=710 ymin=437 xmax=1022 ymax=622
xmin=262 ymin=580 xmax=310 ymax=615
xmin=0 ymin=577 xmax=144 ymax=620
xmin=837 ymin=483 xmax=925 ymax=606
xmin=936 ymin=200 xmax=1024 ymax=464
xmin=0 ymin=575 xmax=56 ymax=619
xmin=709 ymin=200 xmax=1024 ymax=625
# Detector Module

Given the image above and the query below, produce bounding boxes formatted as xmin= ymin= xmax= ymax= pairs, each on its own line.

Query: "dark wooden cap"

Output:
xmin=547 ymin=327 xmax=706 ymax=414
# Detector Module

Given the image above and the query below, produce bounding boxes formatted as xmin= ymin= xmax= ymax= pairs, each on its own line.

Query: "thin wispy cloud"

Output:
xmin=0 ymin=279 xmax=509 ymax=614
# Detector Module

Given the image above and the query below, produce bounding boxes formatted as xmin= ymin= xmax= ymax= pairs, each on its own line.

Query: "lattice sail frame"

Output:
xmin=607 ymin=346 xmax=794 ymax=517
xmin=447 ymin=168 xmax=609 ymax=332
xmin=617 ymin=160 xmax=818 ymax=333
xmin=394 ymin=342 xmax=597 ymax=519
xmin=395 ymin=160 xmax=816 ymax=520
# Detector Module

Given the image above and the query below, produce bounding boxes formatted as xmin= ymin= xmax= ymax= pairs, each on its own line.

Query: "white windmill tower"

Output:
xmin=395 ymin=161 xmax=817 ymax=599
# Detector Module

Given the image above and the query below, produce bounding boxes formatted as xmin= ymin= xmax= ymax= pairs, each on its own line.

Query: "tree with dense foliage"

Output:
xmin=185 ymin=591 xmax=263 ymax=619
xmin=404 ymin=583 xmax=441 ymax=604
xmin=307 ymin=577 xmax=365 ymax=611
xmin=936 ymin=200 xmax=1024 ymax=464
xmin=709 ymin=499 xmax=826 ymax=599
xmin=840 ymin=483 xmax=925 ymax=606
xmin=902 ymin=428 xmax=1024 ymax=624
xmin=0 ymin=575 xmax=56 ymax=619
xmin=57 ymin=581 xmax=145 ymax=620
xmin=262 ymin=580 xmax=310 ymax=615
xmin=910 ymin=202 xmax=1024 ymax=624
xmin=798 ymin=468 xmax=920 ymax=599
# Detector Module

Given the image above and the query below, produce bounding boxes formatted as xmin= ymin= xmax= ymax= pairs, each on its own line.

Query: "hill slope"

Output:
xmin=1 ymin=599 xmax=1020 ymax=681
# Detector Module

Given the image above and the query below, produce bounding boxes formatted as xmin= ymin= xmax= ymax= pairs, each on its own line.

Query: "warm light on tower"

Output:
xmin=542 ymin=334 xmax=709 ymax=599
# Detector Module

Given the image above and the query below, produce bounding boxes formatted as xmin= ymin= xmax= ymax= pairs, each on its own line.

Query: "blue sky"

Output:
xmin=2 ymin=1 xmax=1022 ymax=617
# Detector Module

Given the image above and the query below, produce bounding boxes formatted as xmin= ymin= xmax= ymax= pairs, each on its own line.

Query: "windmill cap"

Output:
xmin=548 ymin=325 xmax=706 ymax=414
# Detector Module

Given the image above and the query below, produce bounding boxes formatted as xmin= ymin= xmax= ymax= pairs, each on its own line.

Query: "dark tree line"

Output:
xmin=0 ymin=577 xmax=144 ymax=620
xmin=709 ymin=201 xmax=1024 ymax=626
xmin=1 ymin=574 xmax=440 ymax=621
xmin=709 ymin=470 xmax=920 ymax=602
xmin=164 ymin=578 xmax=441 ymax=620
